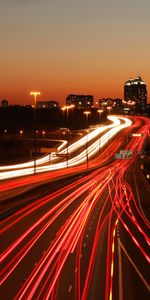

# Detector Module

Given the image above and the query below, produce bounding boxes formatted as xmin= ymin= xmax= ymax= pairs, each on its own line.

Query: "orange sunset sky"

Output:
xmin=0 ymin=0 xmax=150 ymax=106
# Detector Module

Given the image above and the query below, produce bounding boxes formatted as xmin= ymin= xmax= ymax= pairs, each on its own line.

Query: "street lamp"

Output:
xmin=107 ymin=106 xmax=112 ymax=114
xmin=95 ymin=101 xmax=99 ymax=108
xmin=65 ymin=105 xmax=71 ymax=122
xmin=30 ymin=91 xmax=41 ymax=109
xmin=97 ymin=109 xmax=103 ymax=152
xmin=61 ymin=105 xmax=75 ymax=167
xmin=61 ymin=106 xmax=67 ymax=129
xmin=61 ymin=105 xmax=72 ymax=167
xmin=19 ymin=130 xmax=23 ymax=140
xmin=42 ymin=130 xmax=46 ymax=139
xmin=61 ymin=105 xmax=72 ymax=126
xmin=97 ymin=109 xmax=103 ymax=119
xmin=30 ymin=91 xmax=41 ymax=174
xmin=83 ymin=111 xmax=91 ymax=169
xmin=84 ymin=111 xmax=91 ymax=127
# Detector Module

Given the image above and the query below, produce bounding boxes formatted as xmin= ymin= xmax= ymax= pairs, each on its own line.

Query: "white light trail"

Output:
xmin=0 ymin=116 xmax=132 ymax=180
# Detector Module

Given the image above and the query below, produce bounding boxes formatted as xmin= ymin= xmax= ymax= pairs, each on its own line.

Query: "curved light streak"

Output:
xmin=0 ymin=116 xmax=132 ymax=180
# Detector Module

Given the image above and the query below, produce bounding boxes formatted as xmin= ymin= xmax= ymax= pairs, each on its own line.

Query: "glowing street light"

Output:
xmin=19 ymin=130 xmax=23 ymax=139
xmin=30 ymin=91 xmax=41 ymax=174
xmin=97 ymin=110 xmax=104 ymax=131
xmin=97 ymin=109 xmax=103 ymax=152
xmin=107 ymin=106 xmax=112 ymax=113
xmin=61 ymin=105 xmax=73 ymax=126
xmin=83 ymin=111 xmax=91 ymax=169
xmin=42 ymin=130 xmax=46 ymax=138
xmin=62 ymin=105 xmax=73 ymax=122
xmin=61 ymin=107 xmax=66 ymax=128
xmin=97 ymin=109 xmax=103 ymax=119
xmin=30 ymin=91 xmax=41 ymax=107
xmin=61 ymin=105 xmax=73 ymax=167
xmin=83 ymin=111 xmax=91 ymax=127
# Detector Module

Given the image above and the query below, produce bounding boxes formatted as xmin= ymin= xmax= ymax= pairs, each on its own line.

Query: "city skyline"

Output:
xmin=0 ymin=0 xmax=150 ymax=105
xmin=1 ymin=75 xmax=149 ymax=107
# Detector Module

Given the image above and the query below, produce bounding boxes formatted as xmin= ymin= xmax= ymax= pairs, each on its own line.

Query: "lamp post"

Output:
xmin=42 ymin=130 xmax=46 ymax=139
xmin=107 ymin=106 xmax=112 ymax=153
xmin=61 ymin=107 xmax=66 ymax=127
xmin=61 ymin=105 xmax=71 ymax=127
xmin=19 ymin=130 xmax=23 ymax=140
xmin=84 ymin=111 xmax=91 ymax=169
xmin=30 ymin=91 xmax=41 ymax=174
xmin=97 ymin=109 xmax=103 ymax=119
xmin=97 ymin=109 xmax=103 ymax=152
xmin=61 ymin=105 xmax=72 ymax=167
xmin=107 ymin=106 xmax=112 ymax=114
xmin=65 ymin=105 xmax=70 ymax=123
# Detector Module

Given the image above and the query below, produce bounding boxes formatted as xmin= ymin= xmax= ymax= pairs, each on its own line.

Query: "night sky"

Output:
xmin=0 ymin=0 xmax=150 ymax=105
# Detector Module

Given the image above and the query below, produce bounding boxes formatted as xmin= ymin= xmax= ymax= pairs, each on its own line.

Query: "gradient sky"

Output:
xmin=0 ymin=0 xmax=150 ymax=105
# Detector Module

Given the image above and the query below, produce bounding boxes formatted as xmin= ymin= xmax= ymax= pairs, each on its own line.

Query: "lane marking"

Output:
xmin=68 ymin=285 xmax=72 ymax=293
xmin=117 ymin=237 xmax=123 ymax=300
xmin=133 ymin=170 xmax=149 ymax=225
xmin=119 ymin=240 xmax=150 ymax=292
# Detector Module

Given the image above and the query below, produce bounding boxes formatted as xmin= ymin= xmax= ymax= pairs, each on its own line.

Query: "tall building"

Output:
xmin=66 ymin=94 xmax=94 ymax=109
xmin=124 ymin=76 xmax=147 ymax=111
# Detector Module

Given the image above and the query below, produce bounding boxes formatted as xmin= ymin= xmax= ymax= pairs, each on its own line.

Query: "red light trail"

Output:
xmin=0 ymin=116 xmax=150 ymax=299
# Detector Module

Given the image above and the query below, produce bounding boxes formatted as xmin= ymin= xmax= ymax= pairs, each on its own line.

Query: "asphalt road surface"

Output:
xmin=0 ymin=116 xmax=150 ymax=300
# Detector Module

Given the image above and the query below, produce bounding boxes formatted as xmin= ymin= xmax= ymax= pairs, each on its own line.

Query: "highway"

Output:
xmin=0 ymin=116 xmax=132 ymax=180
xmin=0 ymin=116 xmax=135 ymax=198
xmin=0 ymin=116 xmax=150 ymax=300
